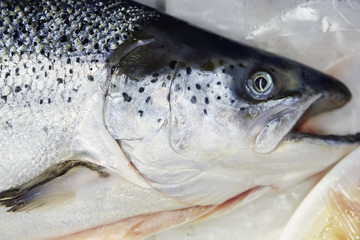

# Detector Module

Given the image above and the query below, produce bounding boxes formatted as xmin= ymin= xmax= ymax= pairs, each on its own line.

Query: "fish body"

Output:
xmin=0 ymin=0 xmax=359 ymax=239
xmin=0 ymin=0 xmax=158 ymax=189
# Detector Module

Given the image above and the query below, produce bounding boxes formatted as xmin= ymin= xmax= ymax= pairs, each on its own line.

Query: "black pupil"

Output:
xmin=255 ymin=77 xmax=268 ymax=91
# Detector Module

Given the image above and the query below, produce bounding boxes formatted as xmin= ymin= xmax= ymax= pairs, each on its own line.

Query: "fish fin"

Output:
xmin=55 ymin=206 xmax=212 ymax=240
xmin=192 ymin=186 xmax=271 ymax=223
xmin=0 ymin=160 xmax=109 ymax=212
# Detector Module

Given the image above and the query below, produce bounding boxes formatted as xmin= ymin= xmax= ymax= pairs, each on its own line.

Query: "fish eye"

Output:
xmin=245 ymin=71 xmax=274 ymax=100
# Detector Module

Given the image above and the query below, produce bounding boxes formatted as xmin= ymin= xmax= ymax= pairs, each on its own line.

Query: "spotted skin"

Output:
xmin=0 ymin=0 xmax=157 ymax=57
xmin=0 ymin=0 xmax=359 ymax=239
xmin=0 ymin=0 xmax=158 ymax=191
xmin=103 ymin=11 xmax=358 ymax=206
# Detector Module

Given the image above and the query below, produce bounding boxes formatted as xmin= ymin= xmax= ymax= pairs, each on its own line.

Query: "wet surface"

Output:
xmin=131 ymin=1 xmax=360 ymax=240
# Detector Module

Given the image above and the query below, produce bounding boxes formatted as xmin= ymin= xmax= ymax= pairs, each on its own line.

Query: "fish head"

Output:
xmin=105 ymin=15 xmax=358 ymax=205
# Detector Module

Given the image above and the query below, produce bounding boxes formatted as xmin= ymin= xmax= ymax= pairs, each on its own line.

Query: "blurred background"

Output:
xmin=132 ymin=1 xmax=360 ymax=239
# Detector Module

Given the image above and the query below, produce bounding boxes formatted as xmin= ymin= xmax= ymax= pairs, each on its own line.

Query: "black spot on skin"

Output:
xmin=187 ymin=86 xmax=191 ymax=90
xmin=1 ymin=96 xmax=7 ymax=102
xmin=146 ymin=96 xmax=151 ymax=104
xmin=87 ymin=75 xmax=94 ymax=81
xmin=169 ymin=60 xmax=177 ymax=69
xmin=217 ymin=82 xmax=221 ymax=85
xmin=217 ymin=96 xmax=221 ymax=100
xmin=57 ymin=78 xmax=63 ymax=84
xmin=48 ymin=98 xmax=52 ymax=104
xmin=139 ymin=87 xmax=144 ymax=93
xmin=222 ymin=69 xmax=226 ymax=73
xmin=69 ymin=69 xmax=73 ymax=74
xmin=138 ymin=110 xmax=144 ymax=117
xmin=15 ymin=68 xmax=19 ymax=76
xmin=60 ymin=35 xmax=67 ymax=43
xmin=82 ymin=38 xmax=89 ymax=45
xmin=14 ymin=86 xmax=21 ymax=92
xmin=32 ymin=67 xmax=36 ymax=73
xmin=67 ymin=97 xmax=72 ymax=103
xmin=49 ymin=65 xmax=52 ymax=70
xmin=5 ymin=72 xmax=10 ymax=78
xmin=25 ymin=84 xmax=30 ymax=89
xmin=205 ymin=97 xmax=209 ymax=104
xmin=44 ymin=72 xmax=47 ymax=77
xmin=157 ymin=119 xmax=162 ymax=123
xmin=240 ymin=107 xmax=246 ymax=111
xmin=64 ymin=18 xmax=70 ymax=25
xmin=67 ymin=58 xmax=71 ymax=64
xmin=186 ymin=67 xmax=192 ymax=75
xmin=174 ymin=84 xmax=181 ymax=91
xmin=167 ymin=75 xmax=171 ymax=80
xmin=151 ymin=78 xmax=158 ymax=83
xmin=230 ymin=65 xmax=234 ymax=69
xmin=153 ymin=73 xmax=159 ymax=77
xmin=191 ymin=96 xmax=197 ymax=104
xmin=122 ymin=92 xmax=132 ymax=102
xmin=76 ymin=57 xmax=80 ymax=63
xmin=5 ymin=121 xmax=12 ymax=128
xmin=203 ymin=109 xmax=208 ymax=115
xmin=39 ymin=99 xmax=43 ymax=105
xmin=178 ymin=73 xmax=181 ymax=77
xmin=231 ymin=99 xmax=235 ymax=104
xmin=195 ymin=84 xmax=201 ymax=90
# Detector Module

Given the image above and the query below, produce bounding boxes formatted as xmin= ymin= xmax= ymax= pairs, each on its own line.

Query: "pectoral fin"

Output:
xmin=0 ymin=160 xmax=109 ymax=212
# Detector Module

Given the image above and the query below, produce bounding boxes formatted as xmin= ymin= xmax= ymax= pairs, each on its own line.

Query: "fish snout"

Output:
xmin=301 ymin=68 xmax=351 ymax=115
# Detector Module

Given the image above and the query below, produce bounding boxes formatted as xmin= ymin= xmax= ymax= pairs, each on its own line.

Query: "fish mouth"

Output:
xmin=253 ymin=73 xmax=360 ymax=154
xmin=255 ymin=74 xmax=359 ymax=154
xmin=287 ymin=116 xmax=360 ymax=143
xmin=254 ymin=88 xmax=351 ymax=154
xmin=285 ymin=82 xmax=360 ymax=144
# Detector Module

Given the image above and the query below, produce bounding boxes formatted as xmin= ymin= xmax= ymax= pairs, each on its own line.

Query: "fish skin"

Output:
xmin=0 ymin=1 xmax=184 ymax=239
xmin=0 ymin=0 xmax=158 ymax=191
xmin=104 ymin=13 xmax=358 ymax=205
xmin=0 ymin=0 xmax=359 ymax=239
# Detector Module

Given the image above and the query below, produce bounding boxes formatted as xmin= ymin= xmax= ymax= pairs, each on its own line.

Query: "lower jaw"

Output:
xmin=285 ymin=131 xmax=360 ymax=143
